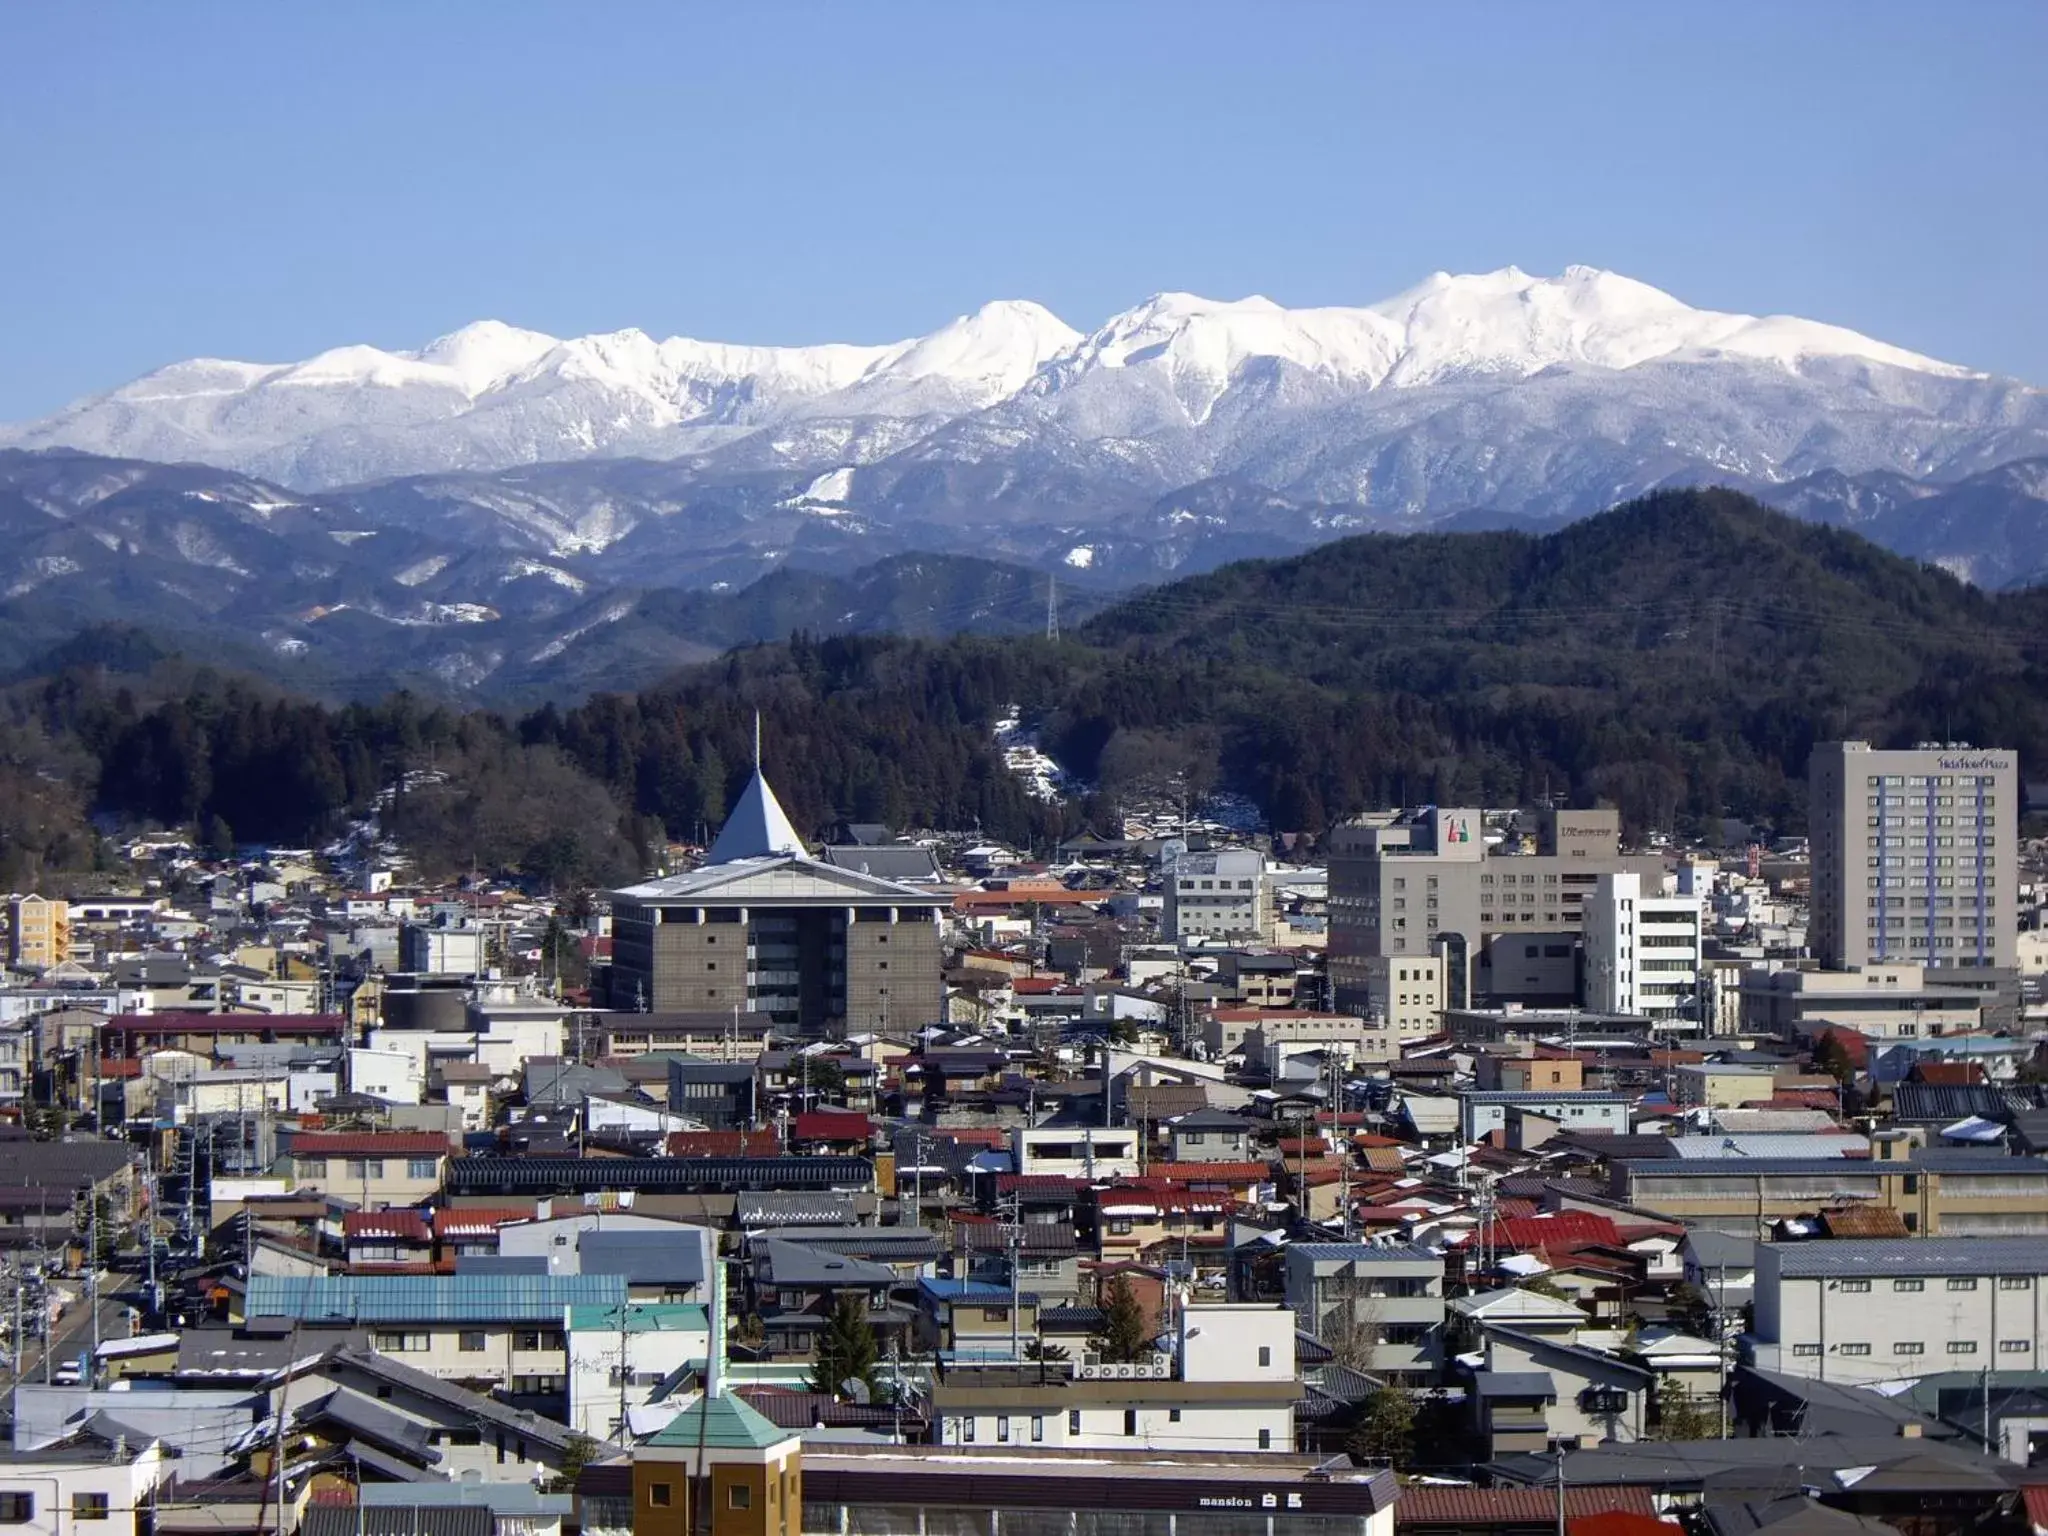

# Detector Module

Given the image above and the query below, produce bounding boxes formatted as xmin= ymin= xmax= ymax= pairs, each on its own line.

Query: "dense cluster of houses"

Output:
xmin=3 ymin=749 xmax=2048 ymax=1535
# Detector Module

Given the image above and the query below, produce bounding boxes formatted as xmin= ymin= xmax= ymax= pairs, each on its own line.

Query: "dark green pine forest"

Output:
xmin=2 ymin=489 xmax=2045 ymax=888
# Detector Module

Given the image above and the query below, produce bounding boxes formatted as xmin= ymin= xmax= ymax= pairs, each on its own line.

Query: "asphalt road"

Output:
xmin=0 ymin=1275 xmax=136 ymax=1388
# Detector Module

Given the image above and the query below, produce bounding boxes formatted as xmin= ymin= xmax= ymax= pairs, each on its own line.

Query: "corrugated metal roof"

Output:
xmin=246 ymin=1272 xmax=625 ymax=1322
xmin=1766 ymin=1237 xmax=2048 ymax=1277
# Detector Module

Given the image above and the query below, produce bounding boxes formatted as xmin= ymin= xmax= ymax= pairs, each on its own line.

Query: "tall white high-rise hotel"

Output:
xmin=1808 ymin=741 xmax=2017 ymax=971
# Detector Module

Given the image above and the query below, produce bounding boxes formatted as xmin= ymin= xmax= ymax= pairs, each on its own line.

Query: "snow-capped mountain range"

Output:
xmin=6 ymin=266 xmax=2048 ymax=702
xmin=8 ymin=265 xmax=2034 ymax=496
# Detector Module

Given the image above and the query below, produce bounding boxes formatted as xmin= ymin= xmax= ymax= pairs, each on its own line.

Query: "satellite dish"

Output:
xmin=841 ymin=1377 xmax=872 ymax=1404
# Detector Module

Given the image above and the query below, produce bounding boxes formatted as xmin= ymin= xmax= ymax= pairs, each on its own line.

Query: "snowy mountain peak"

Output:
xmin=1 ymin=268 xmax=2007 ymax=488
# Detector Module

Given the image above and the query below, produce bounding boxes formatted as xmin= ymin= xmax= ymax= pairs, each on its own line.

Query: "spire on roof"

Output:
xmin=705 ymin=722 xmax=806 ymax=864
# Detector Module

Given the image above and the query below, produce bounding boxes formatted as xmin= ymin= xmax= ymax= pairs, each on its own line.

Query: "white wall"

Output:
xmin=565 ymin=1316 xmax=711 ymax=1439
xmin=1752 ymin=1258 xmax=2048 ymax=1382
xmin=1178 ymin=1303 xmax=1295 ymax=1382
xmin=349 ymin=1046 xmax=424 ymax=1104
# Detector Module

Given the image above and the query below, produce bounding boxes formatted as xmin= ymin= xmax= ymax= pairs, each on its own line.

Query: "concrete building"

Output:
xmin=1010 ymin=1126 xmax=1140 ymax=1181
xmin=1283 ymin=1243 xmax=1446 ymax=1383
xmin=1164 ymin=849 xmax=1268 ymax=943
xmin=609 ymin=766 xmax=947 ymax=1036
xmin=6 ymin=895 xmax=70 ymax=972
xmin=1327 ymin=807 xmax=1664 ymax=1014
xmin=399 ymin=921 xmax=485 ymax=977
xmin=1750 ymin=1237 xmax=2048 ymax=1382
xmin=1670 ymin=1063 xmax=1783 ymax=1110
xmin=1583 ymin=872 xmax=1702 ymax=1028
xmin=1739 ymin=963 xmax=1984 ymax=1042
xmin=1809 ymin=740 xmax=2018 ymax=972
xmin=1350 ymin=954 xmax=1446 ymax=1034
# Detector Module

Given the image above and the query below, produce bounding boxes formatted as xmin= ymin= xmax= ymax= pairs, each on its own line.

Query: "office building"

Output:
xmin=1808 ymin=741 xmax=2017 ymax=971
xmin=1582 ymin=872 xmax=1702 ymax=1027
xmin=1327 ymin=807 xmax=1663 ymax=1013
xmin=1164 ymin=848 xmax=1267 ymax=943
xmin=608 ymin=763 xmax=946 ymax=1036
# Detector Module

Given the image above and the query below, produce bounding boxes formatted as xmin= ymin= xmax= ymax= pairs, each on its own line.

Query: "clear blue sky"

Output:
xmin=2 ymin=3 xmax=2043 ymax=419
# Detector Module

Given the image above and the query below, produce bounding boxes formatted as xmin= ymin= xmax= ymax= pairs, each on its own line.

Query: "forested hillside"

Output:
xmin=3 ymin=490 xmax=2043 ymax=888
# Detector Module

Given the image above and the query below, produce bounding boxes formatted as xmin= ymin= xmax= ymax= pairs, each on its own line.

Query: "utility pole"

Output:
xmin=1554 ymin=1443 xmax=1567 ymax=1536
xmin=84 ymin=1181 xmax=100 ymax=1368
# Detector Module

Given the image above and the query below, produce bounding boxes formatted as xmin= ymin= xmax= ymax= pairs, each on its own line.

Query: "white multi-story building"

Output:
xmin=929 ymin=1302 xmax=1298 ymax=1453
xmin=1583 ymin=872 xmax=1703 ymax=1028
xmin=1165 ymin=849 xmax=1268 ymax=943
xmin=1010 ymin=1126 xmax=1140 ymax=1181
xmin=1749 ymin=1237 xmax=2048 ymax=1382
xmin=1809 ymin=741 xmax=2018 ymax=972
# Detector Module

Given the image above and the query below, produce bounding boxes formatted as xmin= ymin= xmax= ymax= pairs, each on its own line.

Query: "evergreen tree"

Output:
xmin=1091 ymin=1275 xmax=1153 ymax=1363
xmin=1346 ymin=1384 xmax=1417 ymax=1465
xmin=1812 ymin=1031 xmax=1856 ymax=1086
xmin=809 ymin=1292 xmax=881 ymax=1397
xmin=1654 ymin=1376 xmax=1714 ymax=1440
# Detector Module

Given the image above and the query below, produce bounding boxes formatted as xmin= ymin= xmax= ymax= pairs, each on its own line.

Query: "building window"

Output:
xmin=1838 ymin=1343 xmax=1871 ymax=1356
xmin=1837 ymin=1279 xmax=1871 ymax=1293
xmin=2000 ymin=1277 xmax=2032 ymax=1291
xmin=73 ymin=1496 xmax=109 ymax=1522
xmin=1893 ymin=1279 xmax=1924 ymax=1292
xmin=1069 ymin=1410 xmax=1081 ymax=1435
xmin=1258 ymin=1345 xmax=1271 ymax=1367
xmin=1169 ymin=1408 xmax=1181 ymax=1422
xmin=373 ymin=1331 xmax=429 ymax=1352
xmin=1947 ymin=1278 xmax=1979 ymax=1292
xmin=729 ymin=1487 xmax=752 ymax=1510
xmin=982 ymin=1308 xmax=1010 ymax=1323
xmin=649 ymin=1485 xmax=673 ymax=1508
xmin=1792 ymin=1344 xmax=1822 ymax=1357
xmin=1031 ymin=1415 xmax=1044 ymax=1443
xmin=2001 ymin=1340 xmax=2031 ymax=1353
xmin=1124 ymin=1409 xmax=1138 ymax=1437
xmin=0 ymin=1495 xmax=33 ymax=1524
xmin=1893 ymin=1341 xmax=1925 ymax=1355
xmin=1949 ymin=1341 xmax=1978 ymax=1354
xmin=458 ymin=1331 xmax=488 ymax=1352
xmin=407 ymin=1158 xmax=438 ymax=1179
xmin=962 ymin=1417 xmax=976 ymax=1443
xmin=1258 ymin=1428 xmax=1273 ymax=1449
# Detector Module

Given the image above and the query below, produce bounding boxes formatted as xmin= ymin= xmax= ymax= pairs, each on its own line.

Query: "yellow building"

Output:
xmin=8 ymin=894 xmax=70 ymax=970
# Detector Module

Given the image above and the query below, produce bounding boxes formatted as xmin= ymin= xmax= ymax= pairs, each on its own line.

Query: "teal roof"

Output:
xmin=647 ymin=1392 xmax=792 ymax=1451
xmin=246 ymin=1273 xmax=626 ymax=1323
xmin=567 ymin=1303 xmax=711 ymax=1334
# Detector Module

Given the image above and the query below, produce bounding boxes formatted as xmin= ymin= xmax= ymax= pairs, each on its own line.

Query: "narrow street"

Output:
xmin=0 ymin=1275 xmax=136 ymax=1391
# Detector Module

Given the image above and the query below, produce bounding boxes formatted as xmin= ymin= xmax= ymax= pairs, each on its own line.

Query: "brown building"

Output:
xmin=631 ymin=1389 xmax=803 ymax=1536
xmin=609 ymin=769 xmax=946 ymax=1038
